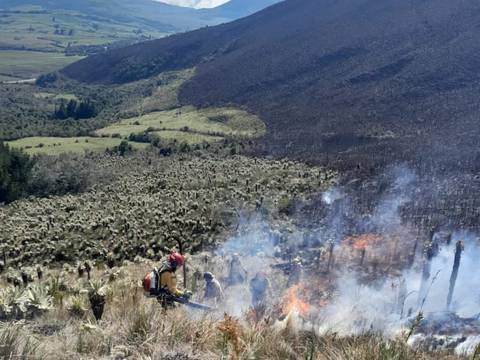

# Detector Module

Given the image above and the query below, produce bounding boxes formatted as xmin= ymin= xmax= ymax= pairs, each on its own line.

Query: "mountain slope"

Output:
xmin=62 ymin=0 xmax=480 ymax=172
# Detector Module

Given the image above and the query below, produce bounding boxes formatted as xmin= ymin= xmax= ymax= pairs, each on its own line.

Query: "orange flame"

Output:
xmin=282 ymin=284 xmax=310 ymax=317
xmin=343 ymin=233 xmax=384 ymax=250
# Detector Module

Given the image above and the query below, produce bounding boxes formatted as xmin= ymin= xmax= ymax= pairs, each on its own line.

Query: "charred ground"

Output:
xmin=61 ymin=0 xmax=480 ymax=230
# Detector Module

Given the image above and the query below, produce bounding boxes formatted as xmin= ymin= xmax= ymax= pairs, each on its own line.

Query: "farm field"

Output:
xmin=96 ymin=106 xmax=266 ymax=143
xmin=6 ymin=136 xmax=148 ymax=155
xmin=0 ymin=50 xmax=84 ymax=79
xmin=0 ymin=8 xmax=166 ymax=80
xmin=0 ymin=10 xmax=164 ymax=52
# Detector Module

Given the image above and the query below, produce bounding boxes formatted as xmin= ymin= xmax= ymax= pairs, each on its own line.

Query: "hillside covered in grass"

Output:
xmin=0 ymin=261 xmax=464 ymax=360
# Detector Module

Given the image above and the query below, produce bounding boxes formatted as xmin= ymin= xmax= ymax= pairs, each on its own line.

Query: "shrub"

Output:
xmin=36 ymin=72 xmax=57 ymax=87
xmin=128 ymin=132 xmax=151 ymax=143
xmin=28 ymin=154 xmax=108 ymax=197
xmin=277 ymin=195 xmax=296 ymax=215
xmin=0 ymin=142 xmax=34 ymax=203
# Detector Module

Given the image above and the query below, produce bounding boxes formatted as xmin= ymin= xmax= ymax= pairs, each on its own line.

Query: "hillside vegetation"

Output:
xmin=0 ymin=151 xmax=334 ymax=267
xmin=0 ymin=150 xmax=467 ymax=360
xmin=0 ymin=67 xmax=265 ymax=159
xmin=0 ymin=70 xmax=189 ymax=140
xmin=0 ymin=262 xmax=462 ymax=360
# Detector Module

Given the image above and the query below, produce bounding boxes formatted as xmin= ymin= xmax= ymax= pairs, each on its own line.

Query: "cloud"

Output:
xmin=158 ymin=0 xmax=230 ymax=9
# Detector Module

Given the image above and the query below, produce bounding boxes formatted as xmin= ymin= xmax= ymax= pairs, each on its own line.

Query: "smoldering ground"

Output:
xmin=185 ymin=165 xmax=480 ymax=354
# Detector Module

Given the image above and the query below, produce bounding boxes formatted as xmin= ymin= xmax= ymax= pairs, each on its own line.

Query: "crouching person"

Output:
xmin=143 ymin=252 xmax=192 ymax=309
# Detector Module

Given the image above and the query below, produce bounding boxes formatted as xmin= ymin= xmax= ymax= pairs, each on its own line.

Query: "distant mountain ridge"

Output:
xmin=1 ymin=0 xmax=282 ymax=32
xmin=1 ymin=0 xmax=216 ymax=32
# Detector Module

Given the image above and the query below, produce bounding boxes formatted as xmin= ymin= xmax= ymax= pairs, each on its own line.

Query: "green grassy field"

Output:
xmin=0 ymin=10 xmax=164 ymax=52
xmin=152 ymin=130 xmax=223 ymax=144
xmin=6 ymin=136 xmax=148 ymax=155
xmin=0 ymin=9 xmax=167 ymax=79
xmin=0 ymin=50 xmax=84 ymax=79
xmin=96 ymin=106 xmax=266 ymax=143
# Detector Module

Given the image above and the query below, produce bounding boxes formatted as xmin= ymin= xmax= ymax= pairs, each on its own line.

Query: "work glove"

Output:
xmin=182 ymin=291 xmax=193 ymax=300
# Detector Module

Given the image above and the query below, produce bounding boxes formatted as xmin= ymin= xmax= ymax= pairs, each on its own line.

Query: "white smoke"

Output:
xmin=370 ymin=166 xmax=416 ymax=231
xmin=316 ymin=233 xmax=480 ymax=334
xmin=211 ymin=215 xmax=283 ymax=316
xmin=322 ymin=188 xmax=343 ymax=205
xmin=190 ymin=165 xmax=480 ymax=353
xmin=313 ymin=166 xmax=480 ymax=353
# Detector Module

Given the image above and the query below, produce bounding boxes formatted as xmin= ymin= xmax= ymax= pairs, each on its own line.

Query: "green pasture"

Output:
xmin=96 ymin=106 xmax=266 ymax=143
xmin=6 ymin=136 xmax=148 ymax=155
xmin=0 ymin=50 xmax=84 ymax=79
xmin=0 ymin=11 xmax=165 ymax=52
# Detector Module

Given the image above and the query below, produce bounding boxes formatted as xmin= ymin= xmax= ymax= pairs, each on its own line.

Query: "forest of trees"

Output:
xmin=54 ymin=99 xmax=97 ymax=120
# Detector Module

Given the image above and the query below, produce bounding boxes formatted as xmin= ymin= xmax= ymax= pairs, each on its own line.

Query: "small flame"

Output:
xmin=344 ymin=233 xmax=384 ymax=250
xmin=282 ymin=284 xmax=310 ymax=317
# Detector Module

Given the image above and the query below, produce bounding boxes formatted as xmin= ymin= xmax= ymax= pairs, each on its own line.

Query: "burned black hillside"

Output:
xmin=61 ymin=0 xmax=480 ymax=229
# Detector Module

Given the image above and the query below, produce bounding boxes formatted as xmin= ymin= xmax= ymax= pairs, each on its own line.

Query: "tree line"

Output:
xmin=54 ymin=99 xmax=97 ymax=120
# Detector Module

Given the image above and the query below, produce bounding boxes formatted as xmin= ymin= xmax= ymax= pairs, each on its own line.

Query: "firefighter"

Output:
xmin=144 ymin=252 xmax=191 ymax=308
xmin=226 ymin=253 xmax=247 ymax=286
xmin=249 ymin=272 xmax=271 ymax=307
xmin=203 ymin=272 xmax=224 ymax=306
xmin=160 ymin=252 xmax=191 ymax=297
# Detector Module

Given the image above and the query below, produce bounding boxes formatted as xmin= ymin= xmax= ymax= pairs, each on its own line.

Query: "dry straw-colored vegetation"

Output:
xmin=0 ymin=262 xmax=464 ymax=360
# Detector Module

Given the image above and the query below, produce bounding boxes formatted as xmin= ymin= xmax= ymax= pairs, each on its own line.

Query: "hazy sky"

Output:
xmin=159 ymin=0 xmax=230 ymax=8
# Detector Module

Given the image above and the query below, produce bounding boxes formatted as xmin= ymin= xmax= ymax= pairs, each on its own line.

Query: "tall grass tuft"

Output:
xmin=0 ymin=324 xmax=42 ymax=359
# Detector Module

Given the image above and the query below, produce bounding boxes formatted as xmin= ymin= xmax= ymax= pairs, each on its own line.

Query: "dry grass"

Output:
xmin=0 ymin=263 xmax=464 ymax=360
